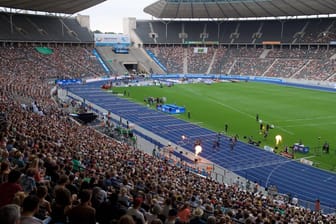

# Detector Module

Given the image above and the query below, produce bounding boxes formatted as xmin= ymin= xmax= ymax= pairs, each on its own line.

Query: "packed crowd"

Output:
xmin=187 ymin=47 xmax=215 ymax=74
xmin=296 ymin=60 xmax=336 ymax=81
xmin=298 ymin=23 xmax=336 ymax=44
xmin=210 ymin=47 xmax=234 ymax=74
xmin=1 ymin=45 xmax=336 ymax=224
xmin=146 ymin=46 xmax=336 ymax=81
xmin=264 ymin=59 xmax=308 ymax=78
xmin=231 ymin=58 xmax=274 ymax=77
xmin=146 ymin=46 xmax=184 ymax=74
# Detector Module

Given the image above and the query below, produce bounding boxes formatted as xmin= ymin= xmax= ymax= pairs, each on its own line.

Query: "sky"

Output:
xmin=78 ymin=0 xmax=155 ymax=33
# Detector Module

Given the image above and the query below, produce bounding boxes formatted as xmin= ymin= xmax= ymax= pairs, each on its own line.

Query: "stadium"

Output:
xmin=0 ymin=0 xmax=336 ymax=223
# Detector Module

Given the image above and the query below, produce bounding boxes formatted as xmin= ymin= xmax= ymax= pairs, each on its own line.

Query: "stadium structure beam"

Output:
xmin=315 ymin=0 xmax=336 ymax=12
xmin=216 ymin=2 xmax=228 ymax=18
xmin=174 ymin=2 xmax=180 ymax=18
xmin=203 ymin=2 xmax=211 ymax=19
xmin=295 ymin=0 xmax=322 ymax=15
xmin=241 ymin=2 xmax=258 ymax=18
xmin=267 ymin=1 xmax=289 ymax=17
xmin=228 ymin=2 xmax=242 ymax=18
xmin=282 ymin=0 xmax=308 ymax=16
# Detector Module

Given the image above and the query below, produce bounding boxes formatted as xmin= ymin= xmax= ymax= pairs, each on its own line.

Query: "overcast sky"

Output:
xmin=78 ymin=0 xmax=155 ymax=33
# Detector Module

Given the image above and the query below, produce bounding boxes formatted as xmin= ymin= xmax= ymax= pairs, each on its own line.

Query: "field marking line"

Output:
xmin=271 ymin=115 xmax=336 ymax=123
xmin=281 ymin=121 xmax=336 ymax=128
xmin=300 ymin=155 xmax=316 ymax=159
xmin=205 ymin=95 xmax=295 ymax=135
xmin=183 ymin=87 xmax=295 ymax=135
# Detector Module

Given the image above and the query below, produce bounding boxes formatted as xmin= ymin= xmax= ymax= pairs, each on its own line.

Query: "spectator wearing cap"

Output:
xmin=0 ymin=170 xmax=23 ymax=208
xmin=189 ymin=207 xmax=205 ymax=224
xmin=0 ymin=204 xmax=21 ymax=224
xmin=66 ymin=189 xmax=96 ymax=224
xmin=127 ymin=197 xmax=146 ymax=224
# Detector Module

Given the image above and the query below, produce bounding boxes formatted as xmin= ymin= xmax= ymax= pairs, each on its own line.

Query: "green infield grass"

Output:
xmin=112 ymin=82 xmax=336 ymax=171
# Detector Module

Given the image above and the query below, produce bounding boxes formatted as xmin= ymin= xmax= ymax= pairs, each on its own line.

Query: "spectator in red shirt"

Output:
xmin=0 ymin=170 xmax=23 ymax=207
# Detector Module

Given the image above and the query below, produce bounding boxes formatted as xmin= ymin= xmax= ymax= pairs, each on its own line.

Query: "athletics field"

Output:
xmin=114 ymin=81 xmax=336 ymax=171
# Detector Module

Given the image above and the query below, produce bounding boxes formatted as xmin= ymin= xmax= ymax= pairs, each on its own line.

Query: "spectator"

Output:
xmin=0 ymin=161 xmax=10 ymax=184
xmin=51 ymin=184 xmax=72 ymax=224
xmin=165 ymin=209 xmax=179 ymax=224
xmin=146 ymin=204 xmax=162 ymax=224
xmin=189 ymin=207 xmax=206 ymax=224
xmin=177 ymin=203 xmax=191 ymax=223
xmin=20 ymin=195 xmax=43 ymax=224
xmin=0 ymin=204 xmax=21 ymax=224
xmin=119 ymin=214 xmax=136 ymax=224
xmin=127 ymin=197 xmax=146 ymax=224
xmin=20 ymin=168 xmax=37 ymax=194
xmin=35 ymin=185 xmax=52 ymax=220
xmin=67 ymin=189 xmax=96 ymax=224
xmin=0 ymin=170 xmax=23 ymax=207
xmin=98 ymin=192 xmax=127 ymax=224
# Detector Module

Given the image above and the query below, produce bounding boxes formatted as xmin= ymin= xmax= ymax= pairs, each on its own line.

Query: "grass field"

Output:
xmin=113 ymin=82 xmax=336 ymax=171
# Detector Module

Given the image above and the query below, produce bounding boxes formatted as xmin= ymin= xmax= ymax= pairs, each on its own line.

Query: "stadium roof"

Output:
xmin=0 ymin=0 xmax=105 ymax=14
xmin=144 ymin=0 xmax=336 ymax=19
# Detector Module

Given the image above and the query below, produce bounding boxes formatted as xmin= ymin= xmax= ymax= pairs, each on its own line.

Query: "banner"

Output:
xmin=194 ymin=47 xmax=208 ymax=54
xmin=262 ymin=41 xmax=281 ymax=45
xmin=184 ymin=41 xmax=219 ymax=45
xmin=253 ymin=77 xmax=283 ymax=83
xmin=94 ymin=33 xmax=130 ymax=47
xmin=55 ymin=78 xmax=82 ymax=85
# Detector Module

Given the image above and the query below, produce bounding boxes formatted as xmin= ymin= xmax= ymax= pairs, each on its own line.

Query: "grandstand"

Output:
xmin=0 ymin=0 xmax=336 ymax=224
xmin=134 ymin=18 xmax=336 ymax=45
